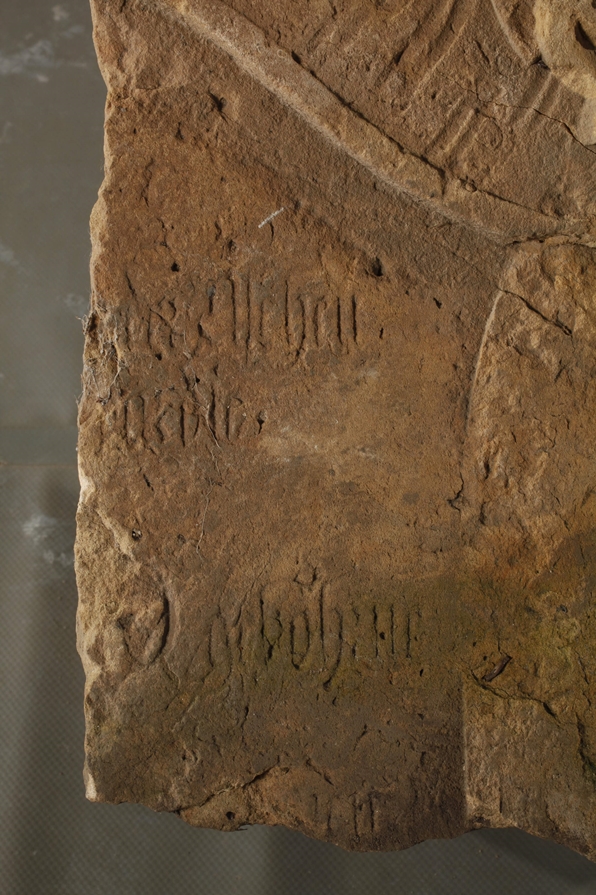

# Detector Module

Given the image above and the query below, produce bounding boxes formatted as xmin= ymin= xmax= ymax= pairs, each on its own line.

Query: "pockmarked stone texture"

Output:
xmin=76 ymin=0 xmax=596 ymax=856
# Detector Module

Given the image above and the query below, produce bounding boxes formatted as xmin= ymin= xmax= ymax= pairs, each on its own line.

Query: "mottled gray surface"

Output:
xmin=1 ymin=1 xmax=596 ymax=892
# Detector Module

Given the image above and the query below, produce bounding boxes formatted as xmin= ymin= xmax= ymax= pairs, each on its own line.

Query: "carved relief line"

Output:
xmin=465 ymin=274 xmax=574 ymax=435
xmin=163 ymin=0 xmax=441 ymax=199
xmin=424 ymin=61 xmax=560 ymax=171
xmin=423 ymin=95 xmax=475 ymax=163
xmin=399 ymin=0 xmax=475 ymax=111
xmin=465 ymin=289 xmax=501 ymax=433
xmin=488 ymin=0 xmax=533 ymax=62
xmin=160 ymin=0 xmax=561 ymax=239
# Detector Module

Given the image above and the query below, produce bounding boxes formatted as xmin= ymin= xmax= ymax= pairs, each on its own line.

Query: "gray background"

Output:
xmin=2 ymin=1 xmax=596 ymax=892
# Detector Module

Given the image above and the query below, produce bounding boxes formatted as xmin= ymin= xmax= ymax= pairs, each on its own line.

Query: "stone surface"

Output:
xmin=76 ymin=0 xmax=596 ymax=856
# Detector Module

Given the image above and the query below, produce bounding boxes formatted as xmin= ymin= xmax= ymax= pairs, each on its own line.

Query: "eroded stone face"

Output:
xmin=76 ymin=0 xmax=596 ymax=855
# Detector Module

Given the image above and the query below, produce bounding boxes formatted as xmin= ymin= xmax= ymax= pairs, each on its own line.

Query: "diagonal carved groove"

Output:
xmin=158 ymin=0 xmax=570 ymax=242
xmin=160 ymin=0 xmax=442 ymax=199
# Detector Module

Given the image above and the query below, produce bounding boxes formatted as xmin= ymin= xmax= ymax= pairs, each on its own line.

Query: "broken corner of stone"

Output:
xmin=75 ymin=0 xmax=596 ymax=858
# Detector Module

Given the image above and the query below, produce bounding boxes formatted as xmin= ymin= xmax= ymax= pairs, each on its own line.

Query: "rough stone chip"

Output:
xmin=76 ymin=0 xmax=596 ymax=856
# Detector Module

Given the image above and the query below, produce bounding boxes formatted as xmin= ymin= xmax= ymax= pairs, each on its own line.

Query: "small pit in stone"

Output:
xmin=371 ymin=257 xmax=384 ymax=277
xmin=575 ymin=21 xmax=596 ymax=52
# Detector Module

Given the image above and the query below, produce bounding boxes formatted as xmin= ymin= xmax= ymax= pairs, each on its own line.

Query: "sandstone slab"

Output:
xmin=76 ymin=0 xmax=596 ymax=856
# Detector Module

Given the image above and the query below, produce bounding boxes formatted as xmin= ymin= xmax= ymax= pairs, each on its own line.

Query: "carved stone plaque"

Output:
xmin=76 ymin=0 xmax=596 ymax=856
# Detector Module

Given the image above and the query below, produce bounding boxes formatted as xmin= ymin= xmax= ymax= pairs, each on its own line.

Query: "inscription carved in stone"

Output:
xmin=76 ymin=0 xmax=596 ymax=856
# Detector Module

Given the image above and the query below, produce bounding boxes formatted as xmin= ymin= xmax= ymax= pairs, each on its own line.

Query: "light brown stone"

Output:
xmin=76 ymin=0 xmax=596 ymax=856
